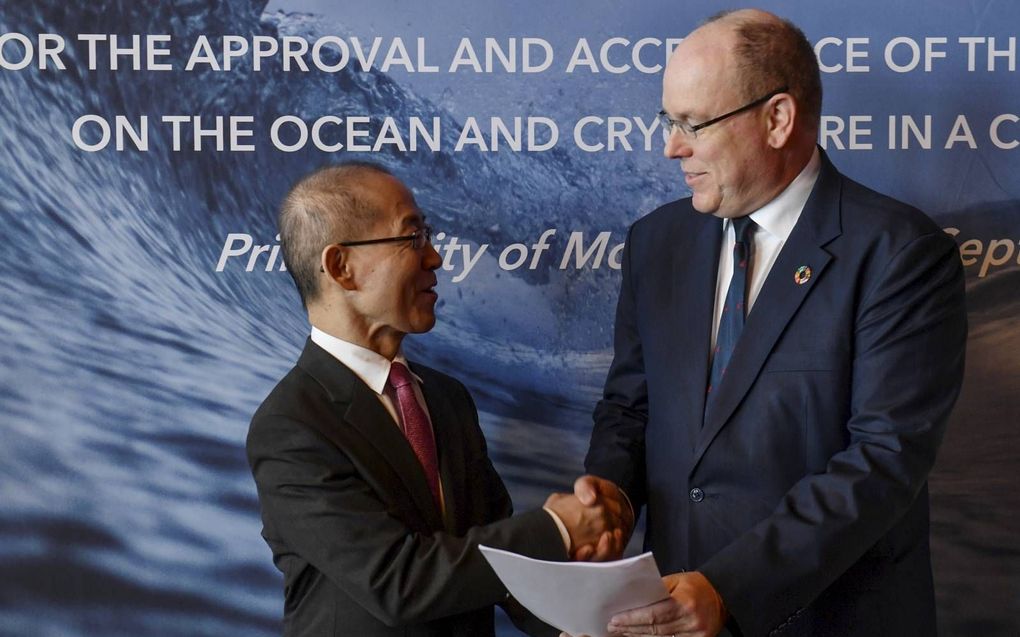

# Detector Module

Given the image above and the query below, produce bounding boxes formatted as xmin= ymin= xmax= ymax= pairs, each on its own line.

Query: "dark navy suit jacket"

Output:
xmin=586 ymin=152 xmax=966 ymax=637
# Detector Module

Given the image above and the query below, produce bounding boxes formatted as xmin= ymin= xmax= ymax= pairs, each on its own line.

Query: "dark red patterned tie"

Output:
xmin=388 ymin=362 xmax=441 ymax=509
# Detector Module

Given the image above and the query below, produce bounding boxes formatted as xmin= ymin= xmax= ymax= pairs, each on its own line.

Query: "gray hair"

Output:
xmin=278 ymin=161 xmax=392 ymax=308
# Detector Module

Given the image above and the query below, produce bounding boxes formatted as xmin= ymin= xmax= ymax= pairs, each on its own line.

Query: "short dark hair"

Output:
xmin=278 ymin=161 xmax=393 ymax=308
xmin=707 ymin=10 xmax=822 ymax=131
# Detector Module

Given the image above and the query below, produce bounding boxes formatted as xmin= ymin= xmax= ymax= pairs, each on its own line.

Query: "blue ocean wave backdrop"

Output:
xmin=0 ymin=1 xmax=1017 ymax=636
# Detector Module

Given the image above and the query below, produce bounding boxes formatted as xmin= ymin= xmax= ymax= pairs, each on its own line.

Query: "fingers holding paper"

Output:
xmin=605 ymin=572 xmax=726 ymax=637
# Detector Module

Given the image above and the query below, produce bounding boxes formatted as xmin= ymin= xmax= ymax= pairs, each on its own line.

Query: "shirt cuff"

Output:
xmin=542 ymin=506 xmax=572 ymax=552
xmin=618 ymin=487 xmax=636 ymax=524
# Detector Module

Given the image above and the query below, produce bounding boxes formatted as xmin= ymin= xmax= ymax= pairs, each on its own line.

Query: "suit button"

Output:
xmin=689 ymin=488 xmax=704 ymax=503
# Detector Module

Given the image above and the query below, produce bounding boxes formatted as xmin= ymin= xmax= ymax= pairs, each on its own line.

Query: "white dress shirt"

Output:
xmin=311 ymin=326 xmax=428 ymax=427
xmin=711 ymin=148 xmax=821 ymax=349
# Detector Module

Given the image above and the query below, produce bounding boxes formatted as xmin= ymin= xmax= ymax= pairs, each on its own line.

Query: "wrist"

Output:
xmin=542 ymin=506 xmax=572 ymax=552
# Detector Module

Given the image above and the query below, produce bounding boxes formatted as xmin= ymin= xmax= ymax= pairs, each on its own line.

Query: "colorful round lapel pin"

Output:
xmin=794 ymin=265 xmax=812 ymax=285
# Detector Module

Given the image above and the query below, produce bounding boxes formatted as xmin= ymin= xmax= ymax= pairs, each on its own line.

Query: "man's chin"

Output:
xmin=409 ymin=314 xmax=437 ymax=334
xmin=692 ymin=193 xmax=746 ymax=219
xmin=690 ymin=193 xmax=720 ymax=215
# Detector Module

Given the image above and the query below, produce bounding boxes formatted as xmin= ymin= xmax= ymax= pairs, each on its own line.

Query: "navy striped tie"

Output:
xmin=707 ymin=215 xmax=756 ymax=404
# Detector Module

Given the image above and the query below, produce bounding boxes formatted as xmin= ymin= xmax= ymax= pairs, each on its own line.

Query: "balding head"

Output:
xmin=660 ymin=9 xmax=820 ymax=217
xmin=278 ymin=161 xmax=392 ymax=308
xmin=702 ymin=9 xmax=822 ymax=132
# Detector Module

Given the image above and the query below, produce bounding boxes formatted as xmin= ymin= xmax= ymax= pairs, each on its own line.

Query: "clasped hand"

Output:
xmin=544 ymin=475 xmax=634 ymax=562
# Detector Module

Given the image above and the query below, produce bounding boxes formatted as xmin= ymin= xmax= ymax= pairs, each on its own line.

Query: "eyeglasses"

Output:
xmin=658 ymin=86 xmax=788 ymax=142
xmin=338 ymin=224 xmax=433 ymax=250
xmin=319 ymin=225 xmax=433 ymax=271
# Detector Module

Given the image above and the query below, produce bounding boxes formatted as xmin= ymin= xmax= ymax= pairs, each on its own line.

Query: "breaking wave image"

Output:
xmin=0 ymin=1 xmax=1017 ymax=635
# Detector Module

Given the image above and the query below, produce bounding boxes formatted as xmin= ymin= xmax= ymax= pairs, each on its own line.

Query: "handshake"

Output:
xmin=544 ymin=477 xmax=726 ymax=637
xmin=543 ymin=475 xmax=635 ymax=562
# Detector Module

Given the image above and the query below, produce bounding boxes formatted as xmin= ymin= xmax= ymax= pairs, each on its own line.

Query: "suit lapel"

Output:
xmin=412 ymin=364 xmax=464 ymax=532
xmin=673 ymin=214 xmax=724 ymax=453
xmin=296 ymin=340 xmax=445 ymax=530
xmin=342 ymin=382 xmax=446 ymax=530
xmin=694 ymin=154 xmax=844 ymax=469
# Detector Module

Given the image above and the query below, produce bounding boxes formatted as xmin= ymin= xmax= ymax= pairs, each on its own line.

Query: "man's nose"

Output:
xmin=663 ymin=129 xmax=694 ymax=159
xmin=422 ymin=240 xmax=442 ymax=270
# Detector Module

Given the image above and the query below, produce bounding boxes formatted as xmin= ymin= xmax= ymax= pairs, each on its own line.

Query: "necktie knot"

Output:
xmin=388 ymin=361 xmax=414 ymax=389
xmin=732 ymin=215 xmax=756 ymax=244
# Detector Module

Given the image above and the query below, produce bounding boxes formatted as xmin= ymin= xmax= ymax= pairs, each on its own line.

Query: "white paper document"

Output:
xmin=479 ymin=546 xmax=668 ymax=637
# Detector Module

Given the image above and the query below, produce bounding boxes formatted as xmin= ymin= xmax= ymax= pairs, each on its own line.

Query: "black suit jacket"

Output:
xmin=586 ymin=152 xmax=967 ymax=637
xmin=248 ymin=340 xmax=566 ymax=637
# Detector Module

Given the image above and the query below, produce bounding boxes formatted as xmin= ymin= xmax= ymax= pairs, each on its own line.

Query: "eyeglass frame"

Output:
xmin=319 ymin=224 xmax=433 ymax=271
xmin=338 ymin=223 xmax=433 ymax=250
xmin=658 ymin=86 xmax=789 ymax=141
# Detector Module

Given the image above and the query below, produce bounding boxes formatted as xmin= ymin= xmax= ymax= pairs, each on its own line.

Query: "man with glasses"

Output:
xmin=247 ymin=162 xmax=626 ymax=637
xmin=579 ymin=9 xmax=966 ymax=637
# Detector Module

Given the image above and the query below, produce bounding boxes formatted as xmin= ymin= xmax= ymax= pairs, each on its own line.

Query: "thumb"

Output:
xmin=574 ymin=475 xmax=598 ymax=506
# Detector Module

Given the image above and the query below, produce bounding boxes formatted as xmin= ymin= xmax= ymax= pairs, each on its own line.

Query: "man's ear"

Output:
xmin=321 ymin=244 xmax=357 ymax=291
xmin=766 ymin=93 xmax=796 ymax=149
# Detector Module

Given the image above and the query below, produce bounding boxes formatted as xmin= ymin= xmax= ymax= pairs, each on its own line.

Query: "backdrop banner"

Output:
xmin=1 ymin=1 xmax=1017 ymax=635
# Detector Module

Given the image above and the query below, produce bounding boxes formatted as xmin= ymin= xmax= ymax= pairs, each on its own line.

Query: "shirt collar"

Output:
xmin=310 ymin=326 xmax=420 ymax=394
xmin=737 ymin=146 xmax=821 ymax=242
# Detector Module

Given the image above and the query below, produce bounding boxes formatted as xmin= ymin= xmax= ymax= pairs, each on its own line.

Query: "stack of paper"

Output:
xmin=479 ymin=546 xmax=668 ymax=637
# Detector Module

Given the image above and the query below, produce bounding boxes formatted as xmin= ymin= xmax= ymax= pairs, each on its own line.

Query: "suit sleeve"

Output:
xmin=501 ymin=595 xmax=562 ymax=637
xmin=700 ymin=231 xmax=967 ymax=635
xmin=247 ymin=403 xmax=567 ymax=629
xmin=585 ymin=224 xmax=650 ymax=511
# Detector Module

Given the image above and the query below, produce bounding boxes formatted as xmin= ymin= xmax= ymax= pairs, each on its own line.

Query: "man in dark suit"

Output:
xmin=248 ymin=162 xmax=625 ymax=637
xmin=578 ymin=9 xmax=967 ymax=637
